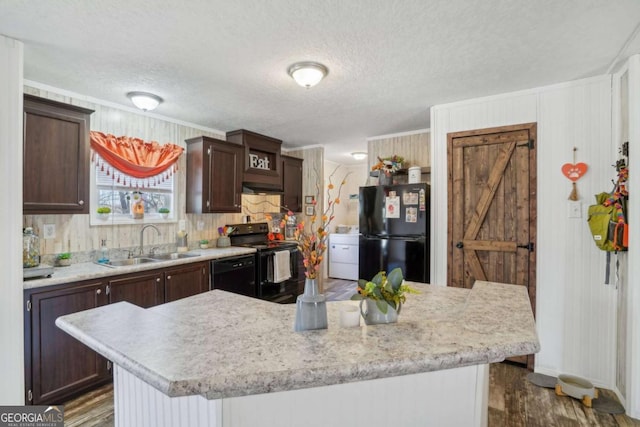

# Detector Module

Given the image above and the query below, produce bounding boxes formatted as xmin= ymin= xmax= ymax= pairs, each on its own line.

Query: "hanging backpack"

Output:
xmin=587 ymin=166 xmax=628 ymax=284
xmin=587 ymin=193 xmax=627 ymax=252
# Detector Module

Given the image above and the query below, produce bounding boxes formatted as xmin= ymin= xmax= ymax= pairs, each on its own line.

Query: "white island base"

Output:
xmin=114 ymin=363 xmax=488 ymax=427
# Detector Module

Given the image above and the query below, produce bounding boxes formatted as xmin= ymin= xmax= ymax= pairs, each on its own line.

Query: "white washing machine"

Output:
xmin=328 ymin=233 xmax=359 ymax=280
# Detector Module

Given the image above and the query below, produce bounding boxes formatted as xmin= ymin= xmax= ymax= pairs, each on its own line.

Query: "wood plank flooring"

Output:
xmin=324 ymin=278 xmax=358 ymax=301
xmin=489 ymin=363 xmax=639 ymax=426
xmin=63 ymin=383 xmax=114 ymax=427
xmin=62 ymin=282 xmax=640 ymax=426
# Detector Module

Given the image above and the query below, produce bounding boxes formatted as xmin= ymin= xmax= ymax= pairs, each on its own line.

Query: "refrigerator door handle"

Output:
xmin=361 ymin=235 xmax=424 ymax=240
xmin=386 ymin=236 xmax=425 ymax=241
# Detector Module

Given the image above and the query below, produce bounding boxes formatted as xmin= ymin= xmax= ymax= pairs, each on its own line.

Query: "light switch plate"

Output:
xmin=567 ymin=201 xmax=582 ymax=219
xmin=43 ymin=223 xmax=56 ymax=239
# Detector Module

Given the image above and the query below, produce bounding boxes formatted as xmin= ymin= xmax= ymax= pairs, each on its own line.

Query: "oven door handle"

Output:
xmin=290 ymin=249 xmax=298 ymax=277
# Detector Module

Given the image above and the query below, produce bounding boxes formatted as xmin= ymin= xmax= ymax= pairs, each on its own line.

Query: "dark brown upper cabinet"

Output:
xmin=226 ymin=129 xmax=283 ymax=192
xmin=185 ymin=136 xmax=244 ymax=213
xmin=23 ymin=94 xmax=94 ymax=214
xmin=281 ymin=155 xmax=303 ymax=213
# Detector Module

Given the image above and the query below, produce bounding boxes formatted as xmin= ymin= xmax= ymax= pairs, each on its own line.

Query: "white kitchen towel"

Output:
xmin=273 ymin=250 xmax=291 ymax=283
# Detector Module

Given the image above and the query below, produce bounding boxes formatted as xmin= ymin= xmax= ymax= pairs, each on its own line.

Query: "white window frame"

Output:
xmin=90 ymin=161 xmax=177 ymax=226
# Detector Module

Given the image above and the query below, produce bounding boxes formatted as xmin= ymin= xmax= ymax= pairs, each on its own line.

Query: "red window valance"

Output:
xmin=90 ymin=131 xmax=184 ymax=185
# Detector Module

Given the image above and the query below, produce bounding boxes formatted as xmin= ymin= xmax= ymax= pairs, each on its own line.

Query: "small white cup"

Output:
xmin=340 ymin=306 xmax=361 ymax=328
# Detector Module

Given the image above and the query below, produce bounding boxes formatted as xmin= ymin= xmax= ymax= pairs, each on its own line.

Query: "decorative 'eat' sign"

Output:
xmin=561 ymin=162 xmax=588 ymax=182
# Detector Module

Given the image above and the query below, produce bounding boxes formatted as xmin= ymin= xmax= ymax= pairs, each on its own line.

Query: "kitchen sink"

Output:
xmin=150 ymin=252 xmax=201 ymax=261
xmin=97 ymin=257 xmax=158 ymax=268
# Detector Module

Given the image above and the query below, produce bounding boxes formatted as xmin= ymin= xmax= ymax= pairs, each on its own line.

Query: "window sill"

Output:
xmin=90 ymin=215 xmax=177 ymax=226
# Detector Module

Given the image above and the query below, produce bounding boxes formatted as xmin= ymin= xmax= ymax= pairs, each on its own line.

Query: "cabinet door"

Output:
xmin=165 ymin=262 xmax=209 ymax=303
xmin=23 ymin=95 xmax=93 ymax=214
xmin=281 ymin=155 xmax=303 ymax=213
xmin=108 ymin=271 xmax=164 ymax=308
xmin=26 ymin=280 xmax=109 ymax=405
xmin=209 ymin=141 xmax=243 ymax=212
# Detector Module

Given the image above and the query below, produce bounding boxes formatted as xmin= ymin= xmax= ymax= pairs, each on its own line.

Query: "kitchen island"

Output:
xmin=56 ymin=281 xmax=538 ymax=427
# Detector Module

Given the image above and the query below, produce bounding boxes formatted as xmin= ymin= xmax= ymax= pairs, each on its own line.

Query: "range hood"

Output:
xmin=242 ymin=182 xmax=284 ymax=195
xmin=227 ymin=130 xmax=284 ymax=196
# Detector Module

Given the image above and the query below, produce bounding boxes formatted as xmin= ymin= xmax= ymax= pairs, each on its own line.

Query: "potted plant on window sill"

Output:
xmin=350 ymin=268 xmax=418 ymax=325
xmin=97 ymin=206 xmax=111 ymax=220
xmin=159 ymin=207 xmax=170 ymax=219
xmin=57 ymin=252 xmax=72 ymax=267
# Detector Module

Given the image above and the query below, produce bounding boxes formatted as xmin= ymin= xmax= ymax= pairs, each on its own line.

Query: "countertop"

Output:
xmin=56 ymin=280 xmax=539 ymax=400
xmin=23 ymin=247 xmax=256 ymax=290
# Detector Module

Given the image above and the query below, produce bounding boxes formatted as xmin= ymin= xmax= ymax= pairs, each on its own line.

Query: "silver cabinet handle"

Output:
xmin=156 ymin=277 xmax=161 ymax=282
xmin=79 ymin=200 xmax=84 ymax=205
xmin=167 ymin=275 xmax=171 ymax=280
xmin=96 ymin=289 xmax=102 ymax=295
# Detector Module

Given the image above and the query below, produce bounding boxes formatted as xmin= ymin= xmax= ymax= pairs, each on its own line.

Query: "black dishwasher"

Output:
xmin=211 ymin=255 xmax=256 ymax=297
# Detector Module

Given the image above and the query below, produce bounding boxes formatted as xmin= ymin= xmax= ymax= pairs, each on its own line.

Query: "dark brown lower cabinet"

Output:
xmin=24 ymin=261 xmax=210 ymax=405
xmin=164 ymin=262 xmax=210 ymax=303
xmin=108 ymin=271 xmax=164 ymax=308
xmin=25 ymin=279 xmax=111 ymax=405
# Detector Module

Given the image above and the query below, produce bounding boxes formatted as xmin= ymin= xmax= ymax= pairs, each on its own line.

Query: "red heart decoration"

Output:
xmin=561 ymin=163 xmax=588 ymax=182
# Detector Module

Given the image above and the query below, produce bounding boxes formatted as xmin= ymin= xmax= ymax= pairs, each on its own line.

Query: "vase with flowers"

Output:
xmin=281 ymin=167 xmax=349 ymax=331
xmin=371 ymin=155 xmax=404 ymax=185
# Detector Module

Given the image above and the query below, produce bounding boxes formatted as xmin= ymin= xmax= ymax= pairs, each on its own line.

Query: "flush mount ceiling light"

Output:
xmin=127 ymin=91 xmax=163 ymax=111
xmin=287 ymin=62 xmax=329 ymax=88
xmin=351 ymin=152 xmax=367 ymax=160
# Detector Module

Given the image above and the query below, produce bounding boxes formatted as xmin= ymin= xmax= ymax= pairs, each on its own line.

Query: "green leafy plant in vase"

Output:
xmin=96 ymin=206 xmax=111 ymax=220
xmin=199 ymin=239 xmax=209 ymax=249
xmin=57 ymin=252 xmax=72 ymax=267
xmin=351 ymin=268 xmax=418 ymax=324
xmin=158 ymin=207 xmax=170 ymax=219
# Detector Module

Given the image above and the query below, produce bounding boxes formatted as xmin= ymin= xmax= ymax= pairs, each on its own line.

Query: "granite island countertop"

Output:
xmin=23 ymin=246 xmax=256 ymax=290
xmin=56 ymin=280 xmax=539 ymax=400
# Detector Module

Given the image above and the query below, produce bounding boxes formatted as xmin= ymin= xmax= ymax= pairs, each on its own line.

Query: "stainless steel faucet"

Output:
xmin=140 ymin=224 xmax=161 ymax=255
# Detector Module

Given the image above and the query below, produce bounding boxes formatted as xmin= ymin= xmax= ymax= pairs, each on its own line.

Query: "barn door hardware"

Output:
xmin=517 ymin=242 xmax=534 ymax=251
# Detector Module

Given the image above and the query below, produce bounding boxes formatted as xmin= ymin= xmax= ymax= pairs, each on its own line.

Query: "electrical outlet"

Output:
xmin=197 ymin=221 xmax=205 ymax=231
xmin=43 ymin=223 xmax=56 ymax=239
xmin=179 ymin=219 xmax=186 ymax=231
xmin=568 ymin=202 xmax=582 ymax=219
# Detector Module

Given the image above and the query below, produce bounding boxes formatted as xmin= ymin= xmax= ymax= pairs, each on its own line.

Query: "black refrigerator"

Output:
xmin=359 ymin=183 xmax=430 ymax=283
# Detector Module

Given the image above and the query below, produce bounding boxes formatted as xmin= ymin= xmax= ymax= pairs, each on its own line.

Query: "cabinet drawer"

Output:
xmin=329 ymin=243 xmax=359 ymax=264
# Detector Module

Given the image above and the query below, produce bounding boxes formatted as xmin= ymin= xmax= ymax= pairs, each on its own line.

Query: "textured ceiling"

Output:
xmin=1 ymin=0 xmax=640 ymax=164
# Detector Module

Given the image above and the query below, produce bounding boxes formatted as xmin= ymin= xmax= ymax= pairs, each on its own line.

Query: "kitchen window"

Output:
xmin=89 ymin=131 xmax=183 ymax=225
xmin=90 ymin=162 xmax=176 ymax=225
